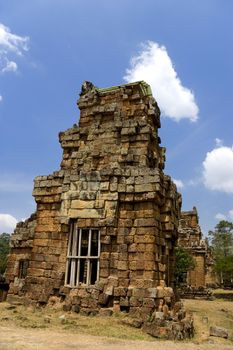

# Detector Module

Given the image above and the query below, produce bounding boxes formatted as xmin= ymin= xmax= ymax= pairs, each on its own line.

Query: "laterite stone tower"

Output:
xmin=6 ymin=81 xmax=181 ymax=319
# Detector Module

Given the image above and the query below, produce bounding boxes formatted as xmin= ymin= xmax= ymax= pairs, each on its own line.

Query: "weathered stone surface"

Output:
xmin=5 ymin=81 xmax=186 ymax=334
xmin=121 ymin=317 xmax=142 ymax=328
xmin=209 ymin=326 xmax=228 ymax=339
xmin=143 ymin=313 xmax=194 ymax=340
xmin=72 ymin=305 xmax=80 ymax=313
xmin=99 ymin=308 xmax=113 ymax=317
xmin=144 ymin=325 xmax=170 ymax=339
xmin=63 ymin=304 xmax=72 ymax=312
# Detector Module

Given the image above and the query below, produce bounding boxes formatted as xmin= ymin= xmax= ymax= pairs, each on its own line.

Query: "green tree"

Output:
xmin=174 ymin=247 xmax=195 ymax=286
xmin=0 ymin=233 xmax=10 ymax=275
xmin=208 ymin=220 xmax=233 ymax=284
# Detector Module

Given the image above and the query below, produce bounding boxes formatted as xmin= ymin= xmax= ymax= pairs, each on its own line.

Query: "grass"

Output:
xmin=0 ymin=298 xmax=232 ymax=344
xmin=183 ymin=298 xmax=233 ymax=344
xmin=0 ymin=302 xmax=153 ymax=341
xmin=212 ymin=288 xmax=233 ymax=295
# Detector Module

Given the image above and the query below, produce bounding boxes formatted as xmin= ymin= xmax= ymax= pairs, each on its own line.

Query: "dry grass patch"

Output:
xmin=0 ymin=302 xmax=152 ymax=341
xmin=184 ymin=298 xmax=233 ymax=344
xmin=0 ymin=299 xmax=232 ymax=346
xmin=212 ymin=288 xmax=233 ymax=295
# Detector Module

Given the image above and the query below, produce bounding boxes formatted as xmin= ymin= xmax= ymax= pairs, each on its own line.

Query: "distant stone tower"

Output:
xmin=178 ymin=207 xmax=217 ymax=287
xmin=6 ymin=81 xmax=181 ymax=319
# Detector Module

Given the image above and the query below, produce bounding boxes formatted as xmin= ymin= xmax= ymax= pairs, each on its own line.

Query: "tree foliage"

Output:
xmin=208 ymin=220 xmax=233 ymax=284
xmin=0 ymin=233 xmax=10 ymax=275
xmin=174 ymin=247 xmax=195 ymax=286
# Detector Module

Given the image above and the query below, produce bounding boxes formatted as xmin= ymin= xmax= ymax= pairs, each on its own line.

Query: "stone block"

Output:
xmin=129 ymin=297 xmax=143 ymax=307
xmin=143 ymin=252 xmax=155 ymax=261
xmin=121 ymin=317 xmax=142 ymax=328
xmin=70 ymin=200 xmax=95 ymax=209
xmin=128 ymin=243 xmax=137 ymax=252
xmin=143 ymin=298 xmax=155 ymax=308
xmin=107 ymin=276 xmax=119 ymax=287
xmin=99 ymin=308 xmax=113 ymax=317
xmin=117 ymin=260 xmax=128 ymax=270
xmin=113 ymin=287 xmax=127 ymax=297
xmin=119 ymin=278 xmax=130 ymax=288
xmin=132 ymin=288 xmax=146 ymax=298
xmin=145 ymin=288 xmax=157 ymax=298
xmin=135 ymin=184 xmax=155 ymax=192
xmin=209 ymin=326 xmax=228 ymax=339
xmin=134 ymin=235 xmax=156 ymax=244
xmin=105 ymin=285 xmax=114 ymax=296
xmin=118 ymin=219 xmax=133 ymax=227
xmin=156 ymin=286 xmax=165 ymax=298
xmin=98 ymin=293 xmax=109 ymax=305
xmin=69 ymin=208 xmax=104 ymax=219
xmin=164 ymin=287 xmax=174 ymax=297
xmin=134 ymin=218 xmax=157 ymax=227
xmin=118 ymin=244 xmax=128 ymax=253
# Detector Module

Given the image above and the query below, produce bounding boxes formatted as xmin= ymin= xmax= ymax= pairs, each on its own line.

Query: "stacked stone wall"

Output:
xmin=6 ymin=213 xmax=36 ymax=296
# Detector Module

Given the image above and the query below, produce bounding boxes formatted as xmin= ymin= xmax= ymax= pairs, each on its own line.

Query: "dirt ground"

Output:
xmin=0 ymin=325 xmax=233 ymax=350
xmin=0 ymin=298 xmax=232 ymax=350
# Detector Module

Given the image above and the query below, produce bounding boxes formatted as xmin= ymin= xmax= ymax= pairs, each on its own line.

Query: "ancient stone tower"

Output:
xmin=178 ymin=207 xmax=216 ymax=288
xmin=6 ymin=81 xmax=181 ymax=318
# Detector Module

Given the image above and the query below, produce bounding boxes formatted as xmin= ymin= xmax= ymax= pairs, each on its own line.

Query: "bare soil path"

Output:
xmin=0 ymin=325 xmax=232 ymax=350
xmin=0 ymin=298 xmax=232 ymax=350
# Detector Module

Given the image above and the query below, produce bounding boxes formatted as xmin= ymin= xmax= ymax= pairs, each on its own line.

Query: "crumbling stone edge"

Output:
xmin=8 ymin=283 xmax=194 ymax=340
xmin=61 ymin=283 xmax=194 ymax=341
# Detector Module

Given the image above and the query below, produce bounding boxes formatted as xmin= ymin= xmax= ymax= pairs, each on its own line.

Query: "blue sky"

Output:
xmin=0 ymin=0 xmax=233 ymax=234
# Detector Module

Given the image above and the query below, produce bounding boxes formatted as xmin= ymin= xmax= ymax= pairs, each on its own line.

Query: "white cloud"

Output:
xmin=187 ymin=178 xmax=202 ymax=187
xmin=2 ymin=59 xmax=17 ymax=73
xmin=0 ymin=213 xmax=17 ymax=233
xmin=215 ymin=210 xmax=233 ymax=222
xmin=124 ymin=41 xmax=199 ymax=122
xmin=228 ymin=210 xmax=233 ymax=220
xmin=203 ymin=145 xmax=233 ymax=193
xmin=0 ymin=23 xmax=29 ymax=54
xmin=0 ymin=95 xmax=2 ymax=102
xmin=0 ymin=23 xmax=29 ymax=73
xmin=215 ymin=213 xmax=226 ymax=221
xmin=173 ymin=178 xmax=184 ymax=189
xmin=215 ymin=138 xmax=223 ymax=147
